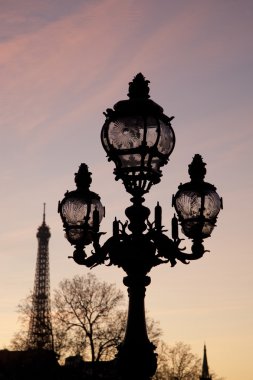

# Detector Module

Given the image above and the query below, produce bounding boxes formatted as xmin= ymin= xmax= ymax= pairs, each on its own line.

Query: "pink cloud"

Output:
xmin=0 ymin=0 xmax=252 ymax=158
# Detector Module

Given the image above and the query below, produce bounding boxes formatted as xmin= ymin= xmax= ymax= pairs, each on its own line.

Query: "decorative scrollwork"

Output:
xmin=68 ymin=199 xmax=210 ymax=275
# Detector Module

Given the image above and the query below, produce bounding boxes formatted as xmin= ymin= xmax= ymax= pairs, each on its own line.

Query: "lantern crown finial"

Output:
xmin=188 ymin=154 xmax=207 ymax=183
xmin=127 ymin=73 xmax=150 ymax=100
xmin=74 ymin=163 xmax=92 ymax=191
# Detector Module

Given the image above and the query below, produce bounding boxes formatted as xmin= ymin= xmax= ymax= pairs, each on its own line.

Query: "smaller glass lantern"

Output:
xmin=173 ymin=154 xmax=223 ymax=239
xmin=58 ymin=163 xmax=105 ymax=247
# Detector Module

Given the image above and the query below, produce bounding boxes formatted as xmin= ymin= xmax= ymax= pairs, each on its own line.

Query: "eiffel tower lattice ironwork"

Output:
xmin=27 ymin=204 xmax=54 ymax=350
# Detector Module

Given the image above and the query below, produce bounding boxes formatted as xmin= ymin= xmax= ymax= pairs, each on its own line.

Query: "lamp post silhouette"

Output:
xmin=58 ymin=73 xmax=223 ymax=380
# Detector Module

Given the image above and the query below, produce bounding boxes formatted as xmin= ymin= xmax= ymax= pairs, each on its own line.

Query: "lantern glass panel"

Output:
xmin=175 ymin=190 xmax=221 ymax=220
xmin=101 ymin=126 xmax=110 ymax=151
xmin=183 ymin=220 xmax=214 ymax=238
xmin=61 ymin=197 xmax=104 ymax=228
xmin=158 ymin=120 xmax=175 ymax=155
xmin=145 ymin=116 xmax=159 ymax=147
xmin=204 ymin=191 xmax=222 ymax=218
xmin=106 ymin=116 xmax=174 ymax=155
xmin=89 ymin=199 xmax=104 ymax=226
xmin=120 ymin=153 xmax=142 ymax=168
xmin=108 ymin=117 xmax=143 ymax=149
xmin=67 ymin=229 xmax=85 ymax=242
xmin=62 ymin=197 xmax=88 ymax=225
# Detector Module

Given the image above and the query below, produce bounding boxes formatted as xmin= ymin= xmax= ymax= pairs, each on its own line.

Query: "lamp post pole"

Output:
xmin=58 ymin=73 xmax=223 ymax=380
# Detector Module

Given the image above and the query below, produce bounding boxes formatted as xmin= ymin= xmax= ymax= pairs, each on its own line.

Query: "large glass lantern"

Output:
xmin=58 ymin=163 xmax=105 ymax=247
xmin=101 ymin=73 xmax=175 ymax=197
xmin=173 ymin=154 xmax=223 ymax=239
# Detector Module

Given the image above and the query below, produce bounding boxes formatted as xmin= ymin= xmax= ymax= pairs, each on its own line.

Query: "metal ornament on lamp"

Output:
xmin=58 ymin=73 xmax=223 ymax=380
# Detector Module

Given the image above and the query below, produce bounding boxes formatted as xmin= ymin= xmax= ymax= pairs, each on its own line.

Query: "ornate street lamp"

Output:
xmin=59 ymin=73 xmax=223 ymax=380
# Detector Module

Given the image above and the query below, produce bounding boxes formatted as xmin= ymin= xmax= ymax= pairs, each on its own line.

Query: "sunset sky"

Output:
xmin=1 ymin=1 xmax=253 ymax=379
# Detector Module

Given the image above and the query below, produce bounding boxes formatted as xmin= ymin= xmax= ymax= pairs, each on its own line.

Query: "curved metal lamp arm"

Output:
xmin=68 ymin=231 xmax=107 ymax=267
xmin=68 ymin=231 xmax=123 ymax=269
xmin=174 ymin=239 xmax=208 ymax=264
xmin=148 ymin=229 xmax=208 ymax=266
xmin=68 ymin=224 xmax=209 ymax=270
